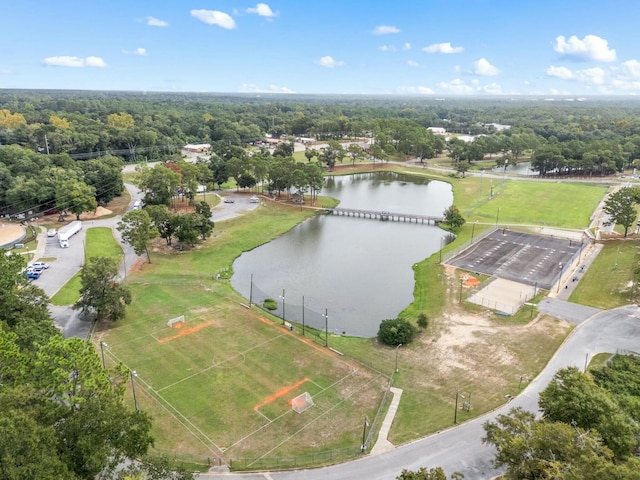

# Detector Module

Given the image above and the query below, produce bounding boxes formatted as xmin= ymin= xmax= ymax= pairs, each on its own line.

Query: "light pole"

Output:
xmin=454 ymin=390 xmax=465 ymax=424
xmin=495 ymin=207 xmax=500 ymax=227
xmin=279 ymin=289 xmax=285 ymax=325
xmin=322 ymin=308 xmax=328 ymax=347
xmin=459 ymin=277 xmax=464 ymax=303
xmin=361 ymin=416 xmax=369 ymax=452
xmin=302 ymin=296 xmax=305 ymax=336
xmin=395 ymin=343 xmax=402 ymax=373
xmin=439 ymin=235 xmax=445 ymax=263
xmin=470 ymin=220 xmax=477 ymax=243
xmin=557 ymin=262 xmax=564 ymax=293
xmin=99 ymin=341 xmax=107 ymax=369
xmin=130 ymin=370 xmax=139 ymax=412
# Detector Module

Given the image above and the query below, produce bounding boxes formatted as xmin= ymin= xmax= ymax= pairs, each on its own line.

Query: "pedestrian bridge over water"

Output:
xmin=325 ymin=207 xmax=443 ymax=225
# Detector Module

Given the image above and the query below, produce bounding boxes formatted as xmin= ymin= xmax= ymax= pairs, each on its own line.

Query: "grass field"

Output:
xmin=570 ymin=240 xmax=639 ymax=309
xmin=96 ymin=202 xmax=386 ymax=465
xmin=98 ymin=283 xmax=387 ymax=463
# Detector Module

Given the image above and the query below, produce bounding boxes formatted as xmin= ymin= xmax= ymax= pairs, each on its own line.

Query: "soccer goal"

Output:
xmin=167 ymin=315 xmax=185 ymax=328
xmin=291 ymin=392 xmax=314 ymax=414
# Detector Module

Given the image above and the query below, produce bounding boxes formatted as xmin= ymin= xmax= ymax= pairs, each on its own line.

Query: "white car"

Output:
xmin=31 ymin=261 xmax=50 ymax=270
xmin=47 ymin=229 xmax=57 ymax=237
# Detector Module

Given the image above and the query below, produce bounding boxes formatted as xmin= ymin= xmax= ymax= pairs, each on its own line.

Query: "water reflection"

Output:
xmin=231 ymin=172 xmax=453 ymax=337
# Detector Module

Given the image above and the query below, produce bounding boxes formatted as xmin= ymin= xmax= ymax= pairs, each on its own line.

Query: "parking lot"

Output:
xmin=448 ymin=229 xmax=584 ymax=291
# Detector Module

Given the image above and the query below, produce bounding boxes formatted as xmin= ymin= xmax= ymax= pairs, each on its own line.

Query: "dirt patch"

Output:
xmin=79 ymin=206 xmax=113 ymax=220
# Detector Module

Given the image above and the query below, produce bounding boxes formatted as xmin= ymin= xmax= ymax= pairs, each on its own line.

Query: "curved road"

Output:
xmin=198 ymin=304 xmax=640 ymax=479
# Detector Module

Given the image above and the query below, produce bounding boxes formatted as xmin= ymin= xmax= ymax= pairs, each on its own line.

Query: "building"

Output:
xmin=183 ymin=143 xmax=211 ymax=153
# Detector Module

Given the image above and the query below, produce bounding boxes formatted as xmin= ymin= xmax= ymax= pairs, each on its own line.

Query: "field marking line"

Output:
xmin=253 ymin=377 xmax=311 ymax=411
xmin=250 ymin=372 xmax=386 ymax=464
xmin=104 ymin=348 xmax=224 ymax=455
xmin=158 ymin=320 xmax=215 ymax=343
xmin=156 ymin=331 xmax=288 ymax=393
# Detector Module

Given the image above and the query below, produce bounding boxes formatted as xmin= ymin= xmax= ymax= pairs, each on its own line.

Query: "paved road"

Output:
xmin=198 ymin=304 xmax=640 ymax=480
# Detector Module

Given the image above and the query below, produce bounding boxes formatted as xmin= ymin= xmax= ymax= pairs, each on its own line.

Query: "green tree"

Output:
xmin=483 ymin=407 xmax=620 ymax=480
xmin=193 ymin=201 xmax=214 ymax=240
xmin=146 ymin=204 xmax=175 ymax=245
xmin=56 ymin=179 xmax=98 ymax=220
xmin=135 ymin=164 xmax=181 ymax=206
xmin=539 ymin=367 xmax=639 ymax=458
xmin=396 ymin=467 xmax=451 ymax=480
xmin=377 ymin=318 xmax=417 ymax=346
xmin=442 ymin=205 xmax=466 ymax=231
xmin=172 ymin=213 xmax=199 ymax=246
xmin=73 ymin=257 xmax=132 ymax=323
xmin=32 ymin=336 xmax=153 ymax=479
xmin=0 ymin=251 xmax=57 ymax=351
xmin=118 ymin=209 xmax=158 ymax=263
xmin=602 ymin=187 xmax=639 ymax=237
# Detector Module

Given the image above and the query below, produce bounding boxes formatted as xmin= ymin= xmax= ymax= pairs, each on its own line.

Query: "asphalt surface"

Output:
xmin=198 ymin=304 xmax=640 ymax=480
xmin=449 ymin=230 xmax=583 ymax=290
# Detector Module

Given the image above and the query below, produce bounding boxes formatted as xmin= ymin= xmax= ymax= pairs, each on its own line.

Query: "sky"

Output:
xmin=2 ymin=0 xmax=640 ymax=96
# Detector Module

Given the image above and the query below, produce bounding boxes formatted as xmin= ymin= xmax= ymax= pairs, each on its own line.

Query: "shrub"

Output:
xmin=417 ymin=313 xmax=429 ymax=329
xmin=263 ymin=298 xmax=277 ymax=310
xmin=377 ymin=318 xmax=417 ymax=346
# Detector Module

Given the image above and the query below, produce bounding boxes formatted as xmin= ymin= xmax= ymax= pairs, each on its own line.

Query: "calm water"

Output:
xmin=230 ymin=172 xmax=453 ymax=337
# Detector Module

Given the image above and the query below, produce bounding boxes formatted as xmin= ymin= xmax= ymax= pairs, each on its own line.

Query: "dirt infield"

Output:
xmin=467 ymin=277 xmax=537 ymax=314
xmin=0 ymin=222 xmax=26 ymax=248
xmin=448 ymin=229 xmax=583 ymax=290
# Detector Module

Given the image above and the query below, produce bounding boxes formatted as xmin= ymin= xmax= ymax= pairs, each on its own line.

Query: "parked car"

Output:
xmin=224 ymin=197 xmax=235 ymax=203
xmin=47 ymin=229 xmax=57 ymax=237
xmin=27 ymin=270 xmax=41 ymax=280
xmin=31 ymin=261 xmax=50 ymax=270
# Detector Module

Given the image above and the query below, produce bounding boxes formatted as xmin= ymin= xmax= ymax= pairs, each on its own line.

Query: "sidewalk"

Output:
xmin=369 ymin=387 xmax=403 ymax=455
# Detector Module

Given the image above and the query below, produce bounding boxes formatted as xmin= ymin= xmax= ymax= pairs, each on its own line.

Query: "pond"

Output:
xmin=230 ymin=172 xmax=453 ymax=337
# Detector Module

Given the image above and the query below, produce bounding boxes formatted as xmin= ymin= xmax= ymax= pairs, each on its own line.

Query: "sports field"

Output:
xmin=96 ymin=281 xmax=387 ymax=464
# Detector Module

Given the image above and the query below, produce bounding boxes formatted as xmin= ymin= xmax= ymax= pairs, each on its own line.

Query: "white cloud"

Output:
xmin=372 ymin=25 xmax=400 ymax=35
xmin=546 ymin=65 xmax=574 ymax=80
xmin=575 ymin=67 xmax=606 ymax=85
xmin=246 ymin=3 xmax=277 ymax=17
xmin=191 ymin=9 xmax=236 ymax=29
xmin=379 ymin=45 xmax=394 ymax=52
xmin=318 ymin=56 xmax=344 ymax=68
xmin=423 ymin=42 xmax=464 ymax=54
xmin=553 ymin=34 xmax=616 ymax=62
xmin=43 ymin=56 xmax=107 ymax=68
xmin=479 ymin=82 xmax=504 ymax=94
xmin=403 ymin=43 xmax=411 ymax=50
xmin=239 ymin=83 xmax=295 ymax=94
xmin=407 ymin=60 xmax=421 ymax=68
xmin=620 ymin=59 xmax=640 ymax=79
xmin=473 ymin=58 xmax=499 ymax=76
xmin=146 ymin=16 xmax=168 ymax=27
xmin=123 ymin=47 xmax=147 ymax=56
xmin=438 ymin=78 xmax=474 ymax=94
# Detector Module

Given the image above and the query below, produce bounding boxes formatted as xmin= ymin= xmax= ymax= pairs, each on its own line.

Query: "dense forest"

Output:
xmin=3 ymin=89 xmax=640 ymax=217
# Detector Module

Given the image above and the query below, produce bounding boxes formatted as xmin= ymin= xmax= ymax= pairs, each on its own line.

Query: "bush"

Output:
xmin=417 ymin=313 xmax=429 ymax=329
xmin=263 ymin=298 xmax=277 ymax=310
xmin=377 ymin=318 xmax=417 ymax=346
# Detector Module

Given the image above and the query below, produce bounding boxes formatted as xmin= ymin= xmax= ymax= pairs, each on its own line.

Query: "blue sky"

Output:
xmin=2 ymin=0 xmax=640 ymax=96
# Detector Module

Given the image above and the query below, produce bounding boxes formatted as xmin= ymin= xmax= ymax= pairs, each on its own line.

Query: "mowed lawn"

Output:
xmin=570 ymin=240 xmax=640 ymax=309
xmin=97 ymin=202 xmax=386 ymax=462
xmin=456 ymin=177 xmax=608 ymax=228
